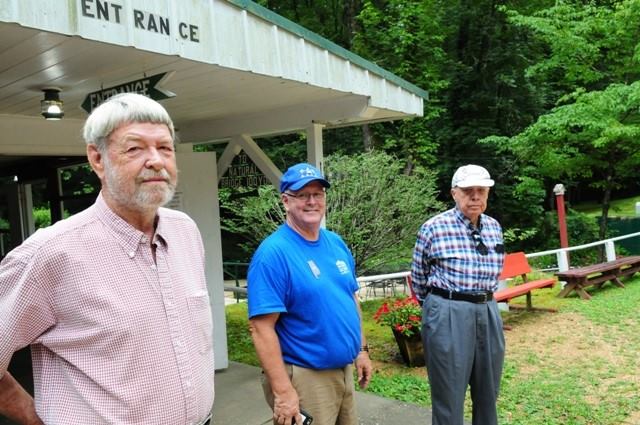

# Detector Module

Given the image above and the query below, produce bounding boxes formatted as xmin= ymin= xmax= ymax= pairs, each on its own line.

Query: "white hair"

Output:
xmin=82 ymin=93 xmax=175 ymax=152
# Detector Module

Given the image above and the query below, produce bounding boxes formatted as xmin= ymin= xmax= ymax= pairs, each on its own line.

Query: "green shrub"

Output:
xmin=221 ymin=151 xmax=444 ymax=274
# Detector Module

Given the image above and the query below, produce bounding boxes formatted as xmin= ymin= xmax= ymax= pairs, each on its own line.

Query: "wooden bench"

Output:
xmin=555 ymin=255 xmax=640 ymax=300
xmin=495 ymin=252 xmax=557 ymax=312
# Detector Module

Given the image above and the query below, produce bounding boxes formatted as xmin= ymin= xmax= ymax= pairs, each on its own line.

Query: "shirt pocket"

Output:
xmin=187 ymin=292 xmax=213 ymax=355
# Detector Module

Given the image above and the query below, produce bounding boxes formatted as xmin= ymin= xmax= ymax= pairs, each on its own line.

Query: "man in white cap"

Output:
xmin=411 ymin=164 xmax=505 ymax=425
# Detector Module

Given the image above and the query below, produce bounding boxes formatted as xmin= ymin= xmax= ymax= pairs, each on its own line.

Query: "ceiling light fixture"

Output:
xmin=41 ymin=88 xmax=64 ymax=120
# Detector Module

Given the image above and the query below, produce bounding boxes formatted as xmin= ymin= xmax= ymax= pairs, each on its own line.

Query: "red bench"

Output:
xmin=495 ymin=252 xmax=557 ymax=312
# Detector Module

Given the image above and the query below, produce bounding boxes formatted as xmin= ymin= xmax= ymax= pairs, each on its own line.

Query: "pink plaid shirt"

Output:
xmin=0 ymin=193 xmax=214 ymax=424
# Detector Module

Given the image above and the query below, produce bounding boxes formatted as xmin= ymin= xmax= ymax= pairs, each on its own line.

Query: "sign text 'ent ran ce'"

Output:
xmin=80 ymin=0 xmax=200 ymax=43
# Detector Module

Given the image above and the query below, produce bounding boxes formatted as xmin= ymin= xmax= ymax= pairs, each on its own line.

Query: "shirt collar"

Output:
xmin=94 ymin=192 xmax=167 ymax=256
xmin=454 ymin=207 xmax=482 ymax=231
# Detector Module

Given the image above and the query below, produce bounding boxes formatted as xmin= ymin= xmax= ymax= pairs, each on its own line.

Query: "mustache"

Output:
xmin=137 ymin=169 xmax=172 ymax=181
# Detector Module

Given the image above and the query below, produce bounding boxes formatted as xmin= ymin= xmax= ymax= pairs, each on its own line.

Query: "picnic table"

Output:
xmin=555 ymin=255 xmax=640 ymax=300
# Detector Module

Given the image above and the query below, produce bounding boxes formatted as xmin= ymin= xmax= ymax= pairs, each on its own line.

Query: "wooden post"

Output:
xmin=554 ymin=184 xmax=569 ymax=267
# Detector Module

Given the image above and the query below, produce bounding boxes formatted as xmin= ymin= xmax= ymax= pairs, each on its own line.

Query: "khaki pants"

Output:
xmin=262 ymin=363 xmax=357 ymax=425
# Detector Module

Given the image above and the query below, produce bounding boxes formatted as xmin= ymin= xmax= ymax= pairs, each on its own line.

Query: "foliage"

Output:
xmin=432 ymin=0 xmax=548 ymax=184
xmin=219 ymin=185 xmax=285 ymax=257
xmin=221 ymin=151 xmax=445 ymax=273
xmin=59 ymin=164 xmax=100 ymax=196
xmin=487 ymin=0 xmax=640 ymax=248
xmin=528 ymin=209 xmax=602 ymax=268
xmin=483 ymin=81 xmax=640 ymax=242
xmin=324 ymin=151 xmax=444 ymax=273
xmin=573 ymin=195 xmax=640 ymax=217
xmin=33 ymin=207 xmax=52 ymax=229
xmin=250 ymin=0 xmax=640 ymax=255
xmin=365 ymin=373 xmax=430 ymax=404
xmin=224 ymin=303 xmax=260 ymax=367
xmin=504 ymin=0 xmax=640 ymax=96
xmin=373 ymin=297 xmax=422 ymax=337
xmin=255 ymin=0 xmax=362 ymax=49
xmin=353 ymin=0 xmax=448 ymax=166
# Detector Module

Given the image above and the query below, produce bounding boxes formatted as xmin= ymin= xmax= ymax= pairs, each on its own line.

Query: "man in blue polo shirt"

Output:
xmin=248 ymin=163 xmax=372 ymax=425
xmin=411 ymin=164 xmax=506 ymax=425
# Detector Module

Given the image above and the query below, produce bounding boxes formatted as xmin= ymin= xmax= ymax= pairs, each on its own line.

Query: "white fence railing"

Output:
xmin=356 ymin=231 xmax=640 ymax=300
xmin=527 ymin=230 xmax=640 ymax=272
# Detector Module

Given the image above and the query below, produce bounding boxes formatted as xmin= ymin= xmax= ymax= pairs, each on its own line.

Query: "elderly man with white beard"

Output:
xmin=0 ymin=93 xmax=215 ymax=425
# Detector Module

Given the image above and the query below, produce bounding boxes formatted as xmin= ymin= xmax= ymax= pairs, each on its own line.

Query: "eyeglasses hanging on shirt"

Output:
xmin=468 ymin=224 xmax=505 ymax=256
xmin=469 ymin=227 xmax=489 ymax=255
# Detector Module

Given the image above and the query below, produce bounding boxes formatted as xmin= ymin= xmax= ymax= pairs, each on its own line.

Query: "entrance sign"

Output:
xmin=79 ymin=0 xmax=200 ymax=42
xmin=80 ymin=72 xmax=175 ymax=114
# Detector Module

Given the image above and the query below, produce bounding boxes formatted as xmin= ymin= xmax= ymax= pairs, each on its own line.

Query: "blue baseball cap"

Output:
xmin=279 ymin=163 xmax=331 ymax=193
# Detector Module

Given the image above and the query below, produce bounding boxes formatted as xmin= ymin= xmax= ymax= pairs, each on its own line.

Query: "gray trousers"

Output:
xmin=422 ymin=294 xmax=505 ymax=425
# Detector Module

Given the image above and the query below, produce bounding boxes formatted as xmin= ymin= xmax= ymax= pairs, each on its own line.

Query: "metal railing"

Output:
xmin=527 ymin=231 xmax=640 ymax=271
xmin=356 ymin=272 xmax=410 ymax=300
xmin=223 ymin=261 xmax=248 ymax=303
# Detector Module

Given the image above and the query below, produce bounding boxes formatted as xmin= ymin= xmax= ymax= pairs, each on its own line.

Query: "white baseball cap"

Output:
xmin=451 ymin=164 xmax=495 ymax=188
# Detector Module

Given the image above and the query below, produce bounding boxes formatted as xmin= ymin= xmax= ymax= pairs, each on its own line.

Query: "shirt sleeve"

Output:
xmin=0 ymin=251 xmax=56 ymax=374
xmin=247 ymin=247 xmax=289 ymax=319
xmin=411 ymin=223 xmax=432 ymax=302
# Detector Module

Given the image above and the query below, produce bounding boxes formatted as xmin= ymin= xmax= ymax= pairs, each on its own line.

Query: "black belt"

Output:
xmin=429 ymin=286 xmax=493 ymax=303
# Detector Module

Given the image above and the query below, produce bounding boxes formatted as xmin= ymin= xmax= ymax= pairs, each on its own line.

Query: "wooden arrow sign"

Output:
xmin=81 ymin=72 xmax=175 ymax=114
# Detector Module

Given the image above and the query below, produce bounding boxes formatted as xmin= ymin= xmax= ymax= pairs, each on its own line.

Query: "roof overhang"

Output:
xmin=0 ymin=0 xmax=427 ymax=158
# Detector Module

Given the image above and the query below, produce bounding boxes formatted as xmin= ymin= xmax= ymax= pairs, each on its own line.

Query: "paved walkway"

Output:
xmin=213 ymin=361 xmax=437 ymax=425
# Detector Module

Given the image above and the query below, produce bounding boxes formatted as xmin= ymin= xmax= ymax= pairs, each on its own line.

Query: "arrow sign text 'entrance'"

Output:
xmin=81 ymin=72 xmax=175 ymax=114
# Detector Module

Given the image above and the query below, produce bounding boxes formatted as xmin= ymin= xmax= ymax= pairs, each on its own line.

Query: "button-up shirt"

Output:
xmin=411 ymin=207 xmax=505 ymax=302
xmin=0 ymin=193 xmax=214 ymax=424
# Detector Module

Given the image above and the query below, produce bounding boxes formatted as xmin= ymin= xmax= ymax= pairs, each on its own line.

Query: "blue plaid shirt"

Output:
xmin=411 ymin=207 xmax=505 ymax=302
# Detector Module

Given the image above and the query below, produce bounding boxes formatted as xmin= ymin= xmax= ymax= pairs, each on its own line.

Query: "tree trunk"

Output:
xmin=404 ymin=158 xmax=414 ymax=176
xmin=343 ymin=0 xmax=361 ymax=49
xmin=362 ymin=123 xmax=372 ymax=151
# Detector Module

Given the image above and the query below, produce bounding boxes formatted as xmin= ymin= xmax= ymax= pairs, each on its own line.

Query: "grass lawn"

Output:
xmin=572 ymin=195 xmax=640 ymax=218
xmin=225 ymin=276 xmax=640 ymax=424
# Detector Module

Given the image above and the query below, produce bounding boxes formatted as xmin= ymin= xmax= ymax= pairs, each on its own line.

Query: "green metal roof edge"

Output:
xmin=225 ymin=0 xmax=429 ymax=101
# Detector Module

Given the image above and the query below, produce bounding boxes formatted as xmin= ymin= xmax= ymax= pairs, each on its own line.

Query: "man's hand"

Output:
xmin=249 ymin=314 xmax=303 ymax=425
xmin=0 ymin=372 xmax=45 ymax=425
xmin=355 ymin=351 xmax=373 ymax=389
xmin=272 ymin=386 xmax=302 ymax=425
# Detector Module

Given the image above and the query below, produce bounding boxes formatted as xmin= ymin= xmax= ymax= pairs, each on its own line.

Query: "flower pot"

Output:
xmin=392 ymin=328 xmax=425 ymax=367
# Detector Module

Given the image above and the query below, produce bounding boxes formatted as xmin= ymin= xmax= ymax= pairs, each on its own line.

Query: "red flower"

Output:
xmin=373 ymin=296 xmax=423 ymax=337
xmin=373 ymin=302 xmax=390 ymax=321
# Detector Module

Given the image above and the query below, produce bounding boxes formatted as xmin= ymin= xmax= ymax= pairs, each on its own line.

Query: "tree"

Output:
xmin=256 ymin=0 xmax=363 ymax=49
xmin=353 ymin=0 xmax=449 ymax=167
xmin=505 ymin=0 xmax=640 ymax=98
xmin=220 ymin=151 xmax=444 ymax=273
xmin=478 ymin=0 xmax=640 ymax=249
xmin=483 ymin=81 xmax=640 ymax=241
